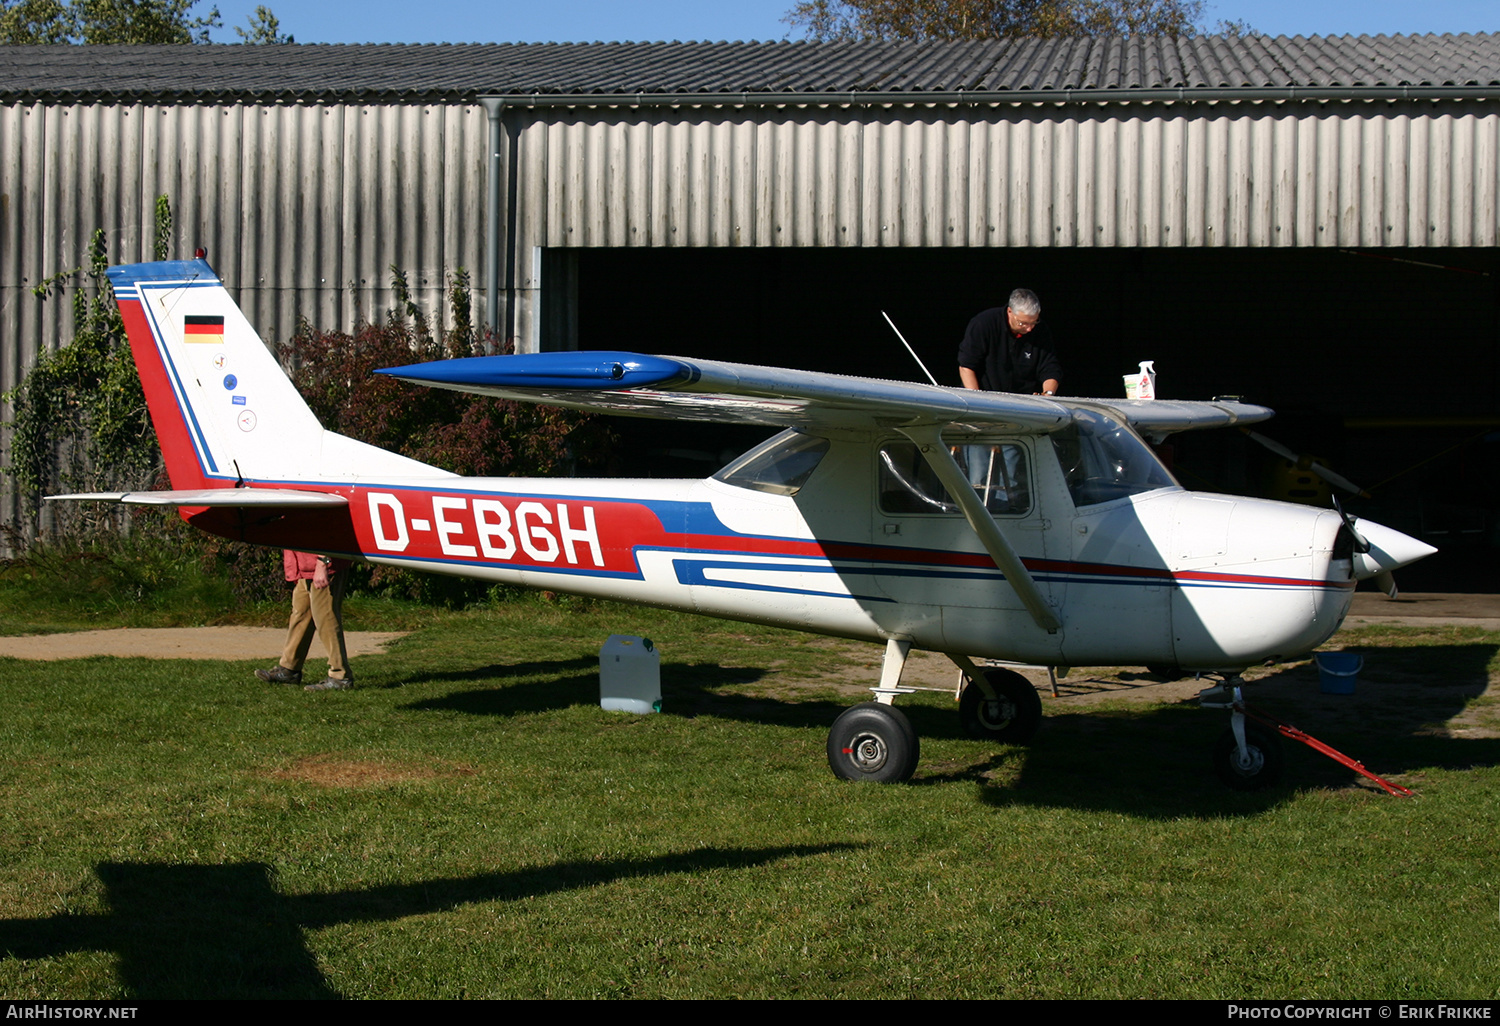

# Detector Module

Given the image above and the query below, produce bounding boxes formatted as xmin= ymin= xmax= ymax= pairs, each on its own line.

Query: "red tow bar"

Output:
xmin=1240 ymin=703 xmax=1414 ymax=797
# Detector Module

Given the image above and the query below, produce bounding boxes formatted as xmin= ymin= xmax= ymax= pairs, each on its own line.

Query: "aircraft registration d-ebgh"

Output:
xmin=57 ymin=260 xmax=1436 ymax=789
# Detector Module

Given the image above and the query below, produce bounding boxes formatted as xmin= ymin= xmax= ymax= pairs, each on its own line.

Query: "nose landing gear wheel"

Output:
xmin=827 ymin=702 xmax=920 ymax=783
xmin=1214 ymin=724 xmax=1283 ymax=790
xmin=959 ymin=668 xmax=1043 ymax=743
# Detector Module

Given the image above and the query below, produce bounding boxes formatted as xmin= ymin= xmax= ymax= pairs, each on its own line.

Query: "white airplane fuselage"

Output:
xmin=207 ymin=429 xmax=1358 ymax=674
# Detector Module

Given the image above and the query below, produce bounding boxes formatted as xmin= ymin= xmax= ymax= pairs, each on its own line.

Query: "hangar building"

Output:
xmin=2 ymin=35 xmax=1498 ymax=584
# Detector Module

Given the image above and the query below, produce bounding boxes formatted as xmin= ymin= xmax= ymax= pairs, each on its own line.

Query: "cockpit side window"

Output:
xmin=1050 ymin=407 xmax=1177 ymax=507
xmin=714 ymin=429 xmax=830 ymax=496
xmin=878 ymin=440 xmax=1031 ymax=516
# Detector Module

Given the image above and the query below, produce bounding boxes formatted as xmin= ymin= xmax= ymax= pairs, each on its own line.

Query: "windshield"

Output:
xmin=714 ymin=429 xmax=830 ymax=496
xmin=1050 ymin=407 xmax=1177 ymax=507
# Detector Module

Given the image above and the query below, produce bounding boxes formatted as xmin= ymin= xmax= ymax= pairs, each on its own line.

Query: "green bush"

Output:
xmin=280 ymin=267 xmax=612 ymax=607
xmin=4 ymin=228 xmax=158 ymax=535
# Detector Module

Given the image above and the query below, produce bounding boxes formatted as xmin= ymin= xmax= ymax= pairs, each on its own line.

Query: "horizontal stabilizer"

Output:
xmin=47 ymin=488 xmax=348 ymax=508
xmin=379 ymin=351 xmax=1272 ymax=436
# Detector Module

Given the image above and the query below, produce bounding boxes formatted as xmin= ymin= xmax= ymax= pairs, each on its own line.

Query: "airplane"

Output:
xmin=52 ymin=259 xmax=1437 ymax=789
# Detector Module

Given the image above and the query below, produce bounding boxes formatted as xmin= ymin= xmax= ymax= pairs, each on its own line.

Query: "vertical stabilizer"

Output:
xmin=108 ymin=260 xmax=445 ymax=489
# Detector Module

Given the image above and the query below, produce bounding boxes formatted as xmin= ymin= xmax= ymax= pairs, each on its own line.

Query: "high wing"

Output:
xmin=378 ymin=351 xmax=1272 ymax=436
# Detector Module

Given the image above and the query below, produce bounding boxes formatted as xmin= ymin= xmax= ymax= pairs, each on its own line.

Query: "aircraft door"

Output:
xmin=871 ymin=436 xmax=1064 ymax=660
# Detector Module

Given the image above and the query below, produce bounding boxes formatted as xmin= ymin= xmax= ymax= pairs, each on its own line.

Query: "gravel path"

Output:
xmin=0 ymin=627 xmax=407 ymax=661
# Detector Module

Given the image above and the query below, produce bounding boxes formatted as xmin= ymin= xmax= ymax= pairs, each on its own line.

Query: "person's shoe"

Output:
xmin=303 ymin=678 xmax=352 ymax=691
xmin=255 ymin=666 xmax=302 ymax=685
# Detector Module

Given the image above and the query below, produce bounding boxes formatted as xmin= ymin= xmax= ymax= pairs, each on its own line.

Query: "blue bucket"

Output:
xmin=1314 ymin=652 xmax=1363 ymax=695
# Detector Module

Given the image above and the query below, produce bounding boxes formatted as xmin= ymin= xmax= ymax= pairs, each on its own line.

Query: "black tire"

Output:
xmin=827 ymin=702 xmax=919 ymax=783
xmin=959 ymin=668 xmax=1043 ymax=743
xmin=1214 ymin=724 xmax=1284 ymax=790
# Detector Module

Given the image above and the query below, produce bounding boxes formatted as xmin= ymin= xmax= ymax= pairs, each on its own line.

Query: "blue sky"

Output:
xmin=206 ymin=1 xmax=1497 ymax=45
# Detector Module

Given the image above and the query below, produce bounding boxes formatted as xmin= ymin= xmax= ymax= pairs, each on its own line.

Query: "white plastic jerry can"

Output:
xmin=599 ymin=634 xmax=662 ymax=713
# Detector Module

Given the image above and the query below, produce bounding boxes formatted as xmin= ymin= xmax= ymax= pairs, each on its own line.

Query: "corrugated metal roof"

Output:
xmin=1 ymin=33 xmax=1498 ymax=104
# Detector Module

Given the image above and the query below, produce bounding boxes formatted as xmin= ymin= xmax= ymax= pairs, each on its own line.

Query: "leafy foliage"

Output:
xmin=0 ymin=519 xmax=289 ymax=625
xmin=0 ymin=0 xmax=289 ymax=44
xmin=153 ymin=193 xmax=172 ymax=259
xmin=233 ymin=4 xmax=289 ymax=43
xmin=283 ymin=267 xmax=610 ymax=481
xmin=0 ymin=0 xmax=70 ymax=42
xmin=3 ymin=227 xmax=158 ymax=534
xmin=784 ymin=0 xmax=1208 ymax=40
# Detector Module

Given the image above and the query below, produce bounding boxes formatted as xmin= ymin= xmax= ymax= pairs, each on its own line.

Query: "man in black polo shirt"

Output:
xmin=957 ymin=288 xmax=1062 ymax=396
xmin=955 ymin=288 xmax=1061 ymax=511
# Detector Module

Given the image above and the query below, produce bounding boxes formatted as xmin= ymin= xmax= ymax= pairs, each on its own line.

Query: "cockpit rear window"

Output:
xmin=714 ymin=429 xmax=830 ymax=496
xmin=878 ymin=441 xmax=1031 ymax=516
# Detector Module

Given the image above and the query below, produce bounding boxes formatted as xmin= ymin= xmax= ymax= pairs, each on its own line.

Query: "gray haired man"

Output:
xmin=957 ymin=288 xmax=1062 ymax=396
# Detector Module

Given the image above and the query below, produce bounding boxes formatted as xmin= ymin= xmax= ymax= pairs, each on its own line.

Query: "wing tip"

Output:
xmin=377 ymin=351 xmax=692 ymax=391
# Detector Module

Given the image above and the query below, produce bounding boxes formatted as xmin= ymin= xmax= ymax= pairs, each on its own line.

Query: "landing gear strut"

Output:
xmin=1199 ymin=675 xmax=1413 ymax=796
xmin=1200 ymin=678 xmax=1283 ymax=790
xmin=1213 ymin=722 xmax=1284 ymax=790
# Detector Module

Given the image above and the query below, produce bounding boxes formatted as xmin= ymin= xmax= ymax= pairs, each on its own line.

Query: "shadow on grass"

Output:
xmin=398 ymin=657 xmax=778 ymax=719
xmin=938 ymin=642 xmax=1500 ymax=817
xmin=0 ymin=843 xmax=861 ymax=999
xmin=391 ymin=637 xmax=1500 ymax=812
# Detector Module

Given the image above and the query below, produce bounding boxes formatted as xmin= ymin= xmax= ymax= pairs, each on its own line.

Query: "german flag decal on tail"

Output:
xmin=183 ymin=314 xmax=225 ymax=344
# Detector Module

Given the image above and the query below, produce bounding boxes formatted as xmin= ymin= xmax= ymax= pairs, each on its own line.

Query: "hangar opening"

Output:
xmin=568 ymin=245 xmax=1500 ymax=590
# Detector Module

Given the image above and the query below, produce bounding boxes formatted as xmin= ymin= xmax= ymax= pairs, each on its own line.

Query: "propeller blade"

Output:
xmin=1243 ymin=429 xmax=1369 ymax=497
xmin=1332 ymin=496 xmax=1371 ymax=555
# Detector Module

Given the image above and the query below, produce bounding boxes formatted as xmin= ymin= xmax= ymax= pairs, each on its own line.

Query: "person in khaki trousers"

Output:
xmin=255 ymin=550 xmax=353 ymax=691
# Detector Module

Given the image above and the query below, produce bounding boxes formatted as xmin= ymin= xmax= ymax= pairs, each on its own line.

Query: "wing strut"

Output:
xmin=899 ymin=425 xmax=1062 ymax=634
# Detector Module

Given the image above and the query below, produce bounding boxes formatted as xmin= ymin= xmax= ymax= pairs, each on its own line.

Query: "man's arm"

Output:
xmin=959 ymin=366 xmax=981 ymax=390
xmin=1036 ymin=335 xmax=1063 ymax=396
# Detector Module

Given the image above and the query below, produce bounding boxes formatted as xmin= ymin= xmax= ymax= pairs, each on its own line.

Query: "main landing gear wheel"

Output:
xmin=1214 ymin=724 xmax=1284 ymax=790
xmin=827 ymin=702 xmax=920 ymax=783
xmin=959 ymin=668 xmax=1043 ymax=743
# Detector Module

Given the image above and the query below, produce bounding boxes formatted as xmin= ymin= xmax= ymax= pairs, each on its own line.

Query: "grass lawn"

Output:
xmin=1 ymin=598 xmax=1498 ymax=999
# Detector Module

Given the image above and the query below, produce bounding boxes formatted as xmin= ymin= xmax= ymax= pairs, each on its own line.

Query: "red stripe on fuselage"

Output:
xmin=177 ymin=480 xmax=1349 ymax=594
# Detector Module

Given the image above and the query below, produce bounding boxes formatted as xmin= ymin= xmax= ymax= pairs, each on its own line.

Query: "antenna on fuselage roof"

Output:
xmin=880 ymin=311 xmax=940 ymax=388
